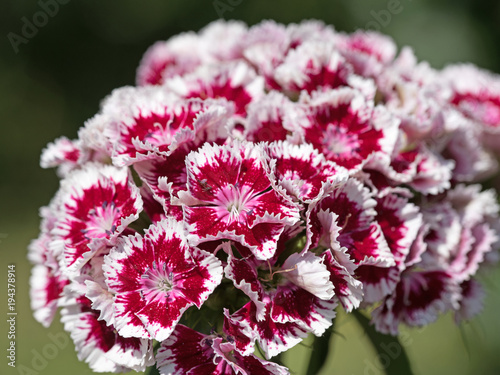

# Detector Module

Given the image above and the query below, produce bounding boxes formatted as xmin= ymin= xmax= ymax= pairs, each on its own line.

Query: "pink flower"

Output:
xmin=244 ymin=92 xmax=301 ymax=143
xmin=355 ymin=193 xmax=422 ymax=304
xmin=454 ymin=278 xmax=486 ymax=323
xmin=99 ymin=86 xmax=233 ymax=167
xmin=156 ymin=324 xmax=289 ymax=375
xmin=30 ymin=18 xmax=500 ymax=374
xmin=307 ymin=178 xmax=394 ymax=268
xmin=165 ymin=61 xmax=264 ymax=116
xmin=443 ymin=64 xmax=500 ymax=131
xmin=334 ymin=30 xmax=397 ymax=77
xmin=225 ymin=246 xmax=336 ymax=330
xmin=298 ymin=88 xmax=398 ymax=172
xmin=28 ymin=202 xmax=69 ymax=327
xmin=51 ymin=164 xmax=143 ymax=277
xmin=133 ymin=148 xmax=190 ymax=221
xmin=136 ymin=35 xmax=205 ymax=86
xmin=103 ymin=218 xmax=223 ymax=341
xmin=29 ymin=264 xmax=68 ymax=327
xmin=180 ymin=142 xmax=300 ymax=260
xmin=267 ymin=141 xmax=348 ymax=203
xmin=40 ymin=136 xmax=82 ymax=177
xmin=371 ymin=270 xmax=460 ymax=335
xmin=60 ymin=290 xmax=154 ymax=373
xmin=273 ymin=40 xmax=354 ymax=94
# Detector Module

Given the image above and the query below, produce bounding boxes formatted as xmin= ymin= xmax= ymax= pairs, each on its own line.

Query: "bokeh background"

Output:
xmin=2 ymin=1 xmax=500 ymax=374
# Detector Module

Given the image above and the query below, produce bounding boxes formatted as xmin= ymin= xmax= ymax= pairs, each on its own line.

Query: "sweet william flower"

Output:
xmin=298 ymin=88 xmax=399 ymax=172
xmin=30 ymin=18 xmax=500 ymax=375
xmin=179 ymin=141 xmax=301 ymax=260
xmin=274 ymin=40 xmax=351 ymax=93
xmin=355 ymin=192 xmax=422 ymax=304
xmin=29 ymin=264 xmax=68 ymax=327
xmin=225 ymin=246 xmax=336 ymax=330
xmin=225 ymin=301 xmax=310 ymax=360
xmin=165 ymin=61 xmax=264 ymax=117
xmin=155 ymin=324 xmax=289 ymax=375
xmin=60 ymin=289 xmax=154 ymax=373
xmin=443 ymin=64 xmax=500 ymax=133
xmin=50 ymin=163 xmax=143 ymax=277
xmin=99 ymin=86 xmax=233 ymax=167
xmin=307 ymin=178 xmax=394 ymax=268
xmin=136 ymin=20 xmax=248 ymax=86
xmin=266 ymin=141 xmax=349 ymax=203
xmin=454 ymin=278 xmax=486 ymax=323
xmin=103 ymin=218 xmax=223 ymax=341
xmin=136 ymin=34 xmax=204 ymax=86
xmin=244 ymin=92 xmax=301 ymax=144
xmin=40 ymin=136 xmax=82 ymax=177
xmin=29 ymin=201 xmax=69 ymax=327
xmin=334 ymin=30 xmax=397 ymax=78
xmin=371 ymin=270 xmax=461 ymax=335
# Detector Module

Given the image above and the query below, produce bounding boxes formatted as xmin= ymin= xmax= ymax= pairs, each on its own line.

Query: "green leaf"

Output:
xmin=353 ymin=310 xmax=414 ymax=375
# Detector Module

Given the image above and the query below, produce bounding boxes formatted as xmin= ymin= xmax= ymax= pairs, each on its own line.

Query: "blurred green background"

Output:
xmin=1 ymin=1 xmax=500 ymax=374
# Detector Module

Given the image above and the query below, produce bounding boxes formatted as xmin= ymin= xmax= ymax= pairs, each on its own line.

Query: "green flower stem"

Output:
xmin=273 ymin=352 xmax=284 ymax=367
xmin=306 ymin=320 xmax=334 ymax=375
xmin=353 ymin=310 xmax=414 ymax=375
xmin=145 ymin=363 xmax=160 ymax=375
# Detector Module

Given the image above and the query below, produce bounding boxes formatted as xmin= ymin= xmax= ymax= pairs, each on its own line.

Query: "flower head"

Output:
xmin=103 ymin=218 xmax=223 ymax=341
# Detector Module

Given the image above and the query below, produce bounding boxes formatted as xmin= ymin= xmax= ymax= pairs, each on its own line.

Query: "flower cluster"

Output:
xmin=30 ymin=20 xmax=500 ymax=374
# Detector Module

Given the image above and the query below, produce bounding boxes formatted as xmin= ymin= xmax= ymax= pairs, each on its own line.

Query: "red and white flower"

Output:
xmin=334 ymin=30 xmax=397 ymax=78
xmin=40 ymin=136 xmax=82 ymax=177
xmin=100 ymin=86 xmax=233 ymax=166
xmin=156 ymin=324 xmax=289 ymax=375
xmin=136 ymin=33 xmax=205 ymax=86
xmin=307 ymin=178 xmax=394 ymax=268
xmin=31 ymin=18 xmax=500 ymax=374
xmin=355 ymin=193 xmax=422 ymax=304
xmin=244 ymin=92 xmax=301 ymax=144
xmin=225 ymin=247 xmax=336 ymax=328
xmin=103 ymin=218 xmax=223 ymax=341
xmin=442 ymin=64 xmax=500 ymax=133
xmin=454 ymin=278 xmax=486 ymax=323
xmin=371 ymin=270 xmax=460 ymax=335
xmin=60 ymin=290 xmax=154 ymax=373
xmin=273 ymin=40 xmax=353 ymax=94
xmin=298 ymin=88 xmax=398 ymax=172
xmin=29 ymin=264 xmax=68 ymax=327
xmin=181 ymin=142 xmax=301 ymax=260
xmin=51 ymin=164 xmax=142 ymax=277
xmin=165 ymin=61 xmax=264 ymax=117
xmin=267 ymin=141 xmax=348 ymax=203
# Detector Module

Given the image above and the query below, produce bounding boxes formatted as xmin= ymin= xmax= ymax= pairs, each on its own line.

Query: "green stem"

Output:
xmin=306 ymin=320 xmax=335 ymax=375
xmin=145 ymin=364 xmax=160 ymax=375
xmin=273 ymin=352 xmax=284 ymax=367
xmin=352 ymin=310 xmax=414 ymax=375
